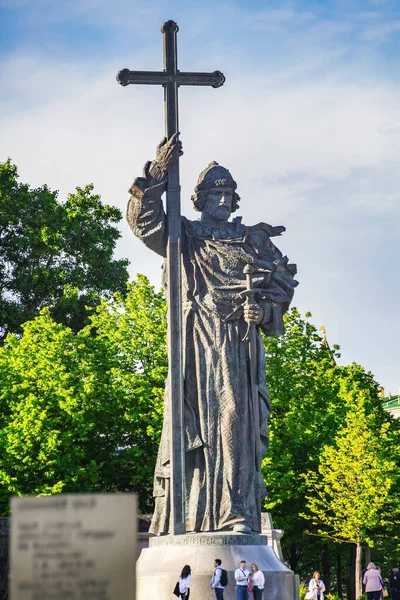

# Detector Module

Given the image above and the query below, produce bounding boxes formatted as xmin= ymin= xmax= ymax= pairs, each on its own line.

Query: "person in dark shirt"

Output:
xmin=389 ymin=566 xmax=400 ymax=600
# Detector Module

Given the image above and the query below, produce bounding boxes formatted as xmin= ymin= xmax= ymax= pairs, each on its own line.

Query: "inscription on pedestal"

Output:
xmin=150 ymin=533 xmax=270 ymax=547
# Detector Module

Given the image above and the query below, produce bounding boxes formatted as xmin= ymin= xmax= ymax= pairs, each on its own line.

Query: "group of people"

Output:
xmin=231 ymin=560 xmax=265 ymax=600
xmin=364 ymin=563 xmax=400 ymax=600
xmin=306 ymin=563 xmax=400 ymax=600
xmin=176 ymin=562 xmax=400 ymax=600
xmin=306 ymin=564 xmax=400 ymax=600
xmin=176 ymin=559 xmax=265 ymax=599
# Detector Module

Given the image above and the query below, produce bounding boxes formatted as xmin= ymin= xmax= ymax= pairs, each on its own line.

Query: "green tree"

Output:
xmin=86 ymin=274 xmax=167 ymax=503
xmin=262 ymin=309 xmax=343 ymax=574
xmin=302 ymin=382 xmax=400 ymax=599
xmin=261 ymin=308 xmax=393 ymax=590
xmin=0 ymin=275 xmax=166 ymax=514
xmin=0 ymin=159 xmax=129 ymax=338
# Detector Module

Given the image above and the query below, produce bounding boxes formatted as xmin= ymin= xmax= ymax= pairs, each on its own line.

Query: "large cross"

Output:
xmin=116 ymin=20 xmax=225 ymax=536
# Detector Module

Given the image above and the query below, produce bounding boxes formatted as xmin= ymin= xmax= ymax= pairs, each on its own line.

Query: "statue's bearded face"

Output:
xmin=202 ymin=186 xmax=234 ymax=222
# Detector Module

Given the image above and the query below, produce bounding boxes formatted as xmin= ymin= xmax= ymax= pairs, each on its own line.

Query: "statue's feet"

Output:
xmin=233 ymin=524 xmax=252 ymax=533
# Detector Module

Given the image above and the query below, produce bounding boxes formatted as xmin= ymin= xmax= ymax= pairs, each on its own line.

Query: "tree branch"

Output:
xmin=304 ymin=530 xmax=356 ymax=545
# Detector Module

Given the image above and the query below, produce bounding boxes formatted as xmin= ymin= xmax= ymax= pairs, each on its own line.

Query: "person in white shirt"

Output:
xmin=235 ymin=560 xmax=250 ymax=600
xmin=179 ymin=565 xmax=191 ymax=599
xmin=250 ymin=563 xmax=265 ymax=600
xmin=211 ymin=558 xmax=225 ymax=600
xmin=308 ymin=571 xmax=326 ymax=600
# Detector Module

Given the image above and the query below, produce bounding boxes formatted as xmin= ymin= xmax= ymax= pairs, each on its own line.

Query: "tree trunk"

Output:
xmin=290 ymin=543 xmax=298 ymax=572
xmin=365 ymin=546 xmax=371 ymax=568
xmin=337 ymin=549 xmax=343 ymax=599
xmin=348 ymin=544 xmax=356 ymax=600
xmin=355 ymin=543 xmax=363 ymax=600
xmin=323 ymin=546 xmax=330 ymax=592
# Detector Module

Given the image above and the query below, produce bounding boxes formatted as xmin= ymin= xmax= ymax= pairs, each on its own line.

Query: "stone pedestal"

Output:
xmin=136 ymin=532 xmax=296 ymax=600
xmin=261 ymin=512 xmax=285 ymax=562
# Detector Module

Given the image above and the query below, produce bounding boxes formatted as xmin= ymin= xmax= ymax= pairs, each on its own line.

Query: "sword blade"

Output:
xmin=248 ymin=325 xmax=262 ymax=471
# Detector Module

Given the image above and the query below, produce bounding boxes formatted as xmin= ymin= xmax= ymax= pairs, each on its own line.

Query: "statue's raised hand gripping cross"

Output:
xmin=117 ymin=21 xmax=225 ymax=535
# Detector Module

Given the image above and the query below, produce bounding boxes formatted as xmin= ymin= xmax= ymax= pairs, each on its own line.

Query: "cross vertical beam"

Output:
xmin=116 ymin=20 xmax=225 ymax=536
xmin=162 ymin=20 xmax=185 ymax=536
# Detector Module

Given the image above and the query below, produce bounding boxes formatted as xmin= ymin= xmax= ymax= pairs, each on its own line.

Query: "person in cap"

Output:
xmin=127 ymin=134 xmax=297 ymax=534
xmin=389 ymin=565 xmax=400 ymax=600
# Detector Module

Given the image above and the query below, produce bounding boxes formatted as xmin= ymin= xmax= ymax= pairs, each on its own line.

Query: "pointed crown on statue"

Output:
xmin=195 ymin=161 xmax=237 ymax=191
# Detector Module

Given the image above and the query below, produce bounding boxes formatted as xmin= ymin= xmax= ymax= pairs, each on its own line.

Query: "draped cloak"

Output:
xmin=127 ymin=177 xmax=297 ymax=535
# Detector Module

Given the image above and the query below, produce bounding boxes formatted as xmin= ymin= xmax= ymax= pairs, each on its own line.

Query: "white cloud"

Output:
xmin=245 ymin=8 xmax=316 ymax=31
xmin=361 ymin=20 xmax=400 ymax=40
xmin=0 ymin=0 xmax=163 ymax=29
xmin=368 ymin=0 xmax=391 ymax=6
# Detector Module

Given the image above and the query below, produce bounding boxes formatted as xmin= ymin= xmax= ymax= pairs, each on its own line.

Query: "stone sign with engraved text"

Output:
xmin=10 ymin=494 xmax=137 ymax=600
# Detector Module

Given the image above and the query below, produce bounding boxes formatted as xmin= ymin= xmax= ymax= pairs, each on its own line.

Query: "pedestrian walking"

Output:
xmin=235 ymin=560 xmax=250 ymax=600
xmin=363 ymin=562 xmax=382 ymax=600
xmin=211 ymin=559 xmax=225 ymax=600
xmin=178 ymin=565 xmax=191 ymax=599
xmin=249 ymin=563 xmax=265 ymax=600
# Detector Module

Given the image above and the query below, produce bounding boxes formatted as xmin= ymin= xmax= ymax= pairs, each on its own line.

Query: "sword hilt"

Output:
xmin=243 ymin=263 xmax=255 ymax=302
xmin=243 ymin=264 xmax=255 ymax=342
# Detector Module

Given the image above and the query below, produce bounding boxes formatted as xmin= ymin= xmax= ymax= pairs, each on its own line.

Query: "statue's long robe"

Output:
xmin=127 ymin=178 xmax=297 ymax=534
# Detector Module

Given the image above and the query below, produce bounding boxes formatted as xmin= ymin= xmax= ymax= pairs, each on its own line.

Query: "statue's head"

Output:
xmin=191 ymin=162 xmax=240 ymax=221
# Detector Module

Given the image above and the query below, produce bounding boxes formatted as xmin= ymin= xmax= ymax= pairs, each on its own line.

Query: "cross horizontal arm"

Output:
xmin=117 ymin=68 xmax=225 ymax=88
xmin=177 ymin=70 xmax=225 ymax=87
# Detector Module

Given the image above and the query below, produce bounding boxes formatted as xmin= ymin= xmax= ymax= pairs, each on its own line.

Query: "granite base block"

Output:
xmin=136 ymin=533 xmax=297 ymax=600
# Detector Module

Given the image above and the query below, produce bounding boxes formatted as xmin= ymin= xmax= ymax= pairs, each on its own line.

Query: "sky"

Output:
xmin=1 ymin=0 xmax=399 ymax=395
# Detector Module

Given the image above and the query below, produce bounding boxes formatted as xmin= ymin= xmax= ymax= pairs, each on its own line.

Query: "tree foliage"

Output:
xmin=0 ymin=159 xmax=129 ymax=338
xmin=302 ymin=382 xmax=400 ymax=597
xmin=262 ymin=308 xmax=399 ymax=586
xmin=262 ymin=309 xmax=341 ymax=531
xmin=303 ymin=385 xmax=398 ymax=543
xmin=0 ymin=275 xmax=166 ymax=514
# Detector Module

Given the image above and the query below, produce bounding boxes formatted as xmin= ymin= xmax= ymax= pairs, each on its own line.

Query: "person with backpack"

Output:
xmin=211 ymin=559 xmax=228 ymax=599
